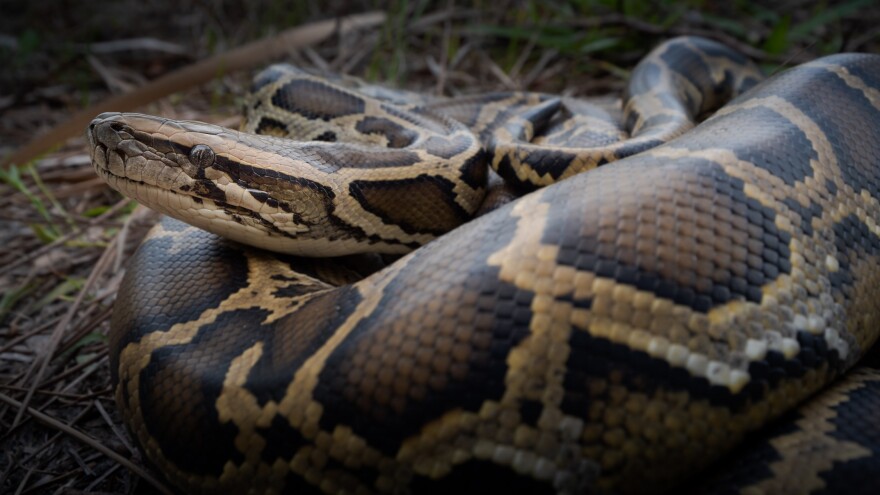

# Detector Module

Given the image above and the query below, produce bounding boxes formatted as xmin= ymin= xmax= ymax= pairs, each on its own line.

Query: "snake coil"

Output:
xmin=88 ymin=37 xmax=880 ymax=494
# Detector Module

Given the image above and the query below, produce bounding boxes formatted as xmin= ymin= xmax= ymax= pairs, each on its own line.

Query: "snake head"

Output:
xmin=86 ymin=112 xmax=459 ymax=256
xmin=88 ymin=112 xmax=337 ymax=253
xmin=88 ymin=112 xmax=223 ymax=185
xmin=88 ymin=112 xmax=238 ymax=216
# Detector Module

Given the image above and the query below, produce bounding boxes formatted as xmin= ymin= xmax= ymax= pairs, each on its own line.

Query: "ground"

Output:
xmin=1 ymin=1 xmax=878 ymax=493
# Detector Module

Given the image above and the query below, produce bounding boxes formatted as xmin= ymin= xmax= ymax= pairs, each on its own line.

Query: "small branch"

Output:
xmin=85 ymin=38 xmax=189 ymax=56
xmin=11 ymin=234 xmax=118 ymax=428
xmin=2 ymin=11 xmax=387 ymax=169
xmin=0 ymin=392 xmax=173 ymax=495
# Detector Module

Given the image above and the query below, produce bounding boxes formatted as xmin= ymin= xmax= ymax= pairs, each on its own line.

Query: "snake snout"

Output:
xmin=87 ymin=112 xmax=123 ymax=137
xmin=88 ymin=114 xmax=137 ymax=180
xmin=90 ymin=114 xmax=149 ymax=163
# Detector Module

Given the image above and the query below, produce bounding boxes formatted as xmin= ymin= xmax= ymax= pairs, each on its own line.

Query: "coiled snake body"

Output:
xmin=88 ymin=37 xmax=880 ymax=494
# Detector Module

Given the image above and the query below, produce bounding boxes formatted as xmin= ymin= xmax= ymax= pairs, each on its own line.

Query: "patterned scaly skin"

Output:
xmin=89 ymin=37 xmax=880 ymax=494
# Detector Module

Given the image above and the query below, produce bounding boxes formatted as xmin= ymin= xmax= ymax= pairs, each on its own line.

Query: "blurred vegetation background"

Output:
xmin=2 ymin=0 xmax=878 ymax=157
xmin=1 ymin=1 xmax=878 ymax=493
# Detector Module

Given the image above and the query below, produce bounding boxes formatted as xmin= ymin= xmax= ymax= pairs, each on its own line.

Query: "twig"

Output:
xmin=37 ymin=348 xmax=108 ymax=390
xmin=2 ymin=11 xmax=387 ymax=169
xmin=56 ymin=305 xmax=114 ymax=358
xmin=0 ymin=392 xmax=173 ymax=495
xmin=448 ymin=40 xmax=473 ymax=70
xmin=302 ymin=46 xmax=330 ymax=71
xmin=84 ymin=38 xmax=189 ymax=56
xmin=20 ymin=470 xmax=78 ymax=495
xmin=434 ymin=0 xmax=455 ymax=95
xmin=338 ymin=33 xmax=380 ymax=74
xmin=94 ymin=399 xmax=137 ymax=456
xmin=13 ymin=466 xmax=34 ymax=495
xmin=1 ymin=351 xmax=107 ymax=441
xmin=0 ymin=198 xmax=130 ymax=279
xmin=83 ymin=463 xmax=121 ymax=492
xmin=0 ymin=384 xmax=111 ymax=401
xmin=481 ymin=52 xmax=518 ymax=90
xmin=68 ymin=444 xmax=94 ymax=476
xmin=11 ymin=234 xmax=117 ymax=428
xmin=87 ymin=55 xmax=136 ymax=94
xmin=17 ymin=402 xmax=94 ymax=471
xmin=34 ymin=154 xmax=92 ymax=170
xmin=522 ymin=49 xmax=559 ymax=89
xmin=408 ymin=8 xmax=478 ymax=31
xmin=508 ymin=29 xmax=539 ymax=81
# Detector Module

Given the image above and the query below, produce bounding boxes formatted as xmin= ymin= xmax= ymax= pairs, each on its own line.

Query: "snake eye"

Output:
xmin=189 ymin=144 xmax=216 ymax=169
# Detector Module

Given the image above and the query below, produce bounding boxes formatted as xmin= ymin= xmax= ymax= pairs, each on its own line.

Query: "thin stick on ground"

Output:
xmin=10 ymin=233 xmax=118 ymax=428
xmin=1 ymin=11 xmax=386 ymax=170
xmin=0 ymin=392 xmax=173 ymax=495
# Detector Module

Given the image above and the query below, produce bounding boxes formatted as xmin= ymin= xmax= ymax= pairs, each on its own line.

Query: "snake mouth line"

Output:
xmin=89 ymin=131 xmax=416 ymax=255
xmin=94 ymin=164 xmax=310 ymax=254
xmin=89 ymin=140 xmax=204 ymax=206
xmin=93 ymin=166 xmax=224 ymax=228
xmin=86 ymin=114 xmax=273 ymax=243
xmin=87 ymin=112 xmax=311 ymax=218
xmin=92 ymin=159 xmax=280 ymax=232
xmin=87 ymin=113 xmax=258 ymax=216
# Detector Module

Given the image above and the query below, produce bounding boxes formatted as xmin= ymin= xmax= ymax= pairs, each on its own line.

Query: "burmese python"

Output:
xmin=88 ymin=37 xmax=880 ymax=494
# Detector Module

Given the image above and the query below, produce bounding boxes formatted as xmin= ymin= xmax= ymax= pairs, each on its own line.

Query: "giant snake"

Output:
xmin=87 ymin=36 xmax=880 ymax=494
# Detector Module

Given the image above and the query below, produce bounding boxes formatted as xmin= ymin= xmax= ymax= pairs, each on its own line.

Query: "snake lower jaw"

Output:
xmin=88 ymin=114 xmax=251 ymax=232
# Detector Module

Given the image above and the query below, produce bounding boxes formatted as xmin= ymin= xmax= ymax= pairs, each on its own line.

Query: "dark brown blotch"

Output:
xmin=271 ymin=79 xmax=365 ymax=121
xmin=349 ymin=177 xmax=471 ymax=235
xmin=355 ymin=117 xmax=418 ymax=148
xmin=255 ymin=117 xmax=289 ymax=137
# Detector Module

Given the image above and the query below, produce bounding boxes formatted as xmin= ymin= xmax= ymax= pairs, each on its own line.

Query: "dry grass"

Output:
xmin=2 ymin=1 xmax=878 ymax=493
